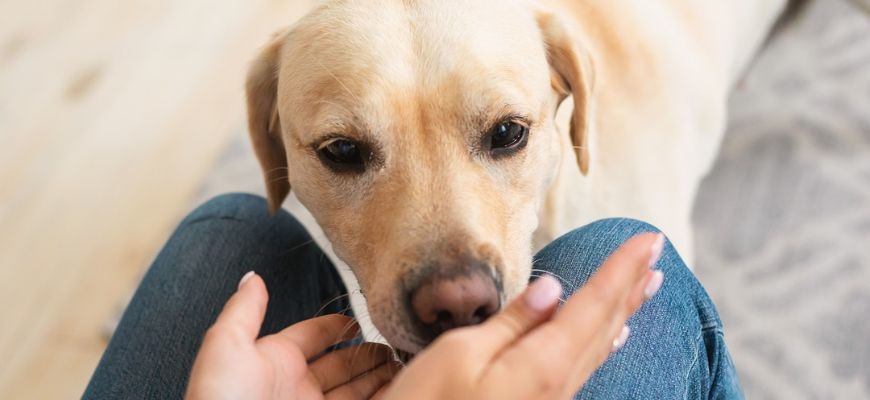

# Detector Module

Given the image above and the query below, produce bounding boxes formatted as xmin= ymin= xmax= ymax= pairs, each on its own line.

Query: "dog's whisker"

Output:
xmin=320 ymin=318 xmax=367 ymax=385
xmin=263 ymin=166 xmax=289 ymax=174
xmin=278 ymin=231 xmax=330 ymax=255
xmin=345 ymin=341 xmax=365 ymax=382
xmin=268 ymin=174 xmax=289 ymax=184
xmin=284 ymin=239 xmax=316 ymax=253
xmin=337 ymin=318 xmax=361 ymax=348
xmin=528 ymin=273 xmax=570 ymax=303
xmin=529 ymin=268 xmax=575 ymax=292
xmin=312 ymin=293 xmax=351 ymax=317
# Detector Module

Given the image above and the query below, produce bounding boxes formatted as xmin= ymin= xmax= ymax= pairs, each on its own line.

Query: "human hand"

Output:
xmin=186 ymin=272 xmax=401 ymax=400
xmin=383 ymin=232 xmax=666 ymax=400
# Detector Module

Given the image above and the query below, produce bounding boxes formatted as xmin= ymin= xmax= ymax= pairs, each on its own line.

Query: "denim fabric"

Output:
xmin=83 ymin=194 xmax=349 ymax=399
xmin=534 ymin=218 xmax=743 ymax=399
xmin=84 ymin=194 xmax=742 ymax=399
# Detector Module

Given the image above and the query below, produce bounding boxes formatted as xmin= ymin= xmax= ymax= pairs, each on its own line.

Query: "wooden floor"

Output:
xmin=0 ymin=0 xmax=316 ymax=397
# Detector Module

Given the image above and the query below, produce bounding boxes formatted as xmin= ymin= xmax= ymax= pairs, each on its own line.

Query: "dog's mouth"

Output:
xmin=394 ymin=348 xmax=415 ymax=365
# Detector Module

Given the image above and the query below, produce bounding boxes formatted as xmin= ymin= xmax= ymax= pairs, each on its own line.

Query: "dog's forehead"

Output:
xmin=286 ymin=0 xmax=542 ymax=60
xmin=277 ymin=0 xmax=549 ymax=137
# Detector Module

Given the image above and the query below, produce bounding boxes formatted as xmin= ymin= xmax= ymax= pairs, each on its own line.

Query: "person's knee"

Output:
xmin=179 ymin=193 xmax=312 ymax=249
xmin=533 ymin=218 xmax=663 ymax=291
xmin=570 ymin=217 xmax=660 ymax=244
xmin=157 ymin=193 xmax=325 ymax=276
xmin=184 ymin=193 xmax=273 ymax=225
xmin=543 ymin=218 xmax=661 ymax=257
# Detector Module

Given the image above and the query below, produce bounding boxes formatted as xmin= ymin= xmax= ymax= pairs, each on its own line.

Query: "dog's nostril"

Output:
xmin=473 ymin=305 xmax=492 ymax=321
xmin=435 ymin=310 xmax=453 ymax=326
xmin=410 ymin=271 xmax=500 ymax=341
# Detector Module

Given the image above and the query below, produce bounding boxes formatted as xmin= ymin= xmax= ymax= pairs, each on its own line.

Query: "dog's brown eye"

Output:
xmin=318 ymin=139 xmax=366 ymax=172
xmin=488 ymin=120 xmax=529 ymax=157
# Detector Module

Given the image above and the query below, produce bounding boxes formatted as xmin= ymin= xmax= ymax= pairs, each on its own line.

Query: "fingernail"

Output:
xmin=525 ymin=274 xmax=563 ymax=312
xmin=649 ymin=233 xmax=664 ymax=269
xmin=644 ymin=270 xmax=664 ymax=299
xmin=238 ymin=271 xmax=256 ymax=290
xmin=611 ymin=325 xmax=630 ymax=352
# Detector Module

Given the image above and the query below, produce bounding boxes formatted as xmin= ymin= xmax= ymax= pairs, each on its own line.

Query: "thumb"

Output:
xmin=212 ymin=271 xmax=269 ymax=341
xmin=468 ymin=274 xmax=563 ymax=357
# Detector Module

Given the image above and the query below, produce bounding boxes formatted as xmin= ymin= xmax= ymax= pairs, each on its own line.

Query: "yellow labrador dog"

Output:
xmin=246 ymin=0 xmax=792 ymax=353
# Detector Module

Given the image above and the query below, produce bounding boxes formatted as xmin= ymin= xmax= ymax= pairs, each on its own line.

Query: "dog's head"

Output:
xmin=246 ymin=0 xmax=594 ymax=353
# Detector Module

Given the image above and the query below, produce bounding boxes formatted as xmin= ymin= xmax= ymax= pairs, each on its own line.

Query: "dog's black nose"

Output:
xmin=410 ymin=271 xmax=500 ymax=340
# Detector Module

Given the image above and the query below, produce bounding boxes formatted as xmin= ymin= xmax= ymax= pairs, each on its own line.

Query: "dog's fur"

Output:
xmin=246 ymin=0 xmax=789 ymax=352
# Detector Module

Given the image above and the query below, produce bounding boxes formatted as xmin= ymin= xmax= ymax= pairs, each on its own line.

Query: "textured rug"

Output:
xmin=692 ymin=1 xmax=870 ymax=398
xmin=196 ymin=1 xmax=870 ymax=398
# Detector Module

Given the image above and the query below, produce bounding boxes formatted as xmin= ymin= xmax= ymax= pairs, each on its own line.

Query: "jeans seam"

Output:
xmin=683 ymin=331 xmax=703 ymax=400
xmin=700 ymin=321 xmax=720 ymax=331
xmin=706 ymin=330 xmax=727 ymax=398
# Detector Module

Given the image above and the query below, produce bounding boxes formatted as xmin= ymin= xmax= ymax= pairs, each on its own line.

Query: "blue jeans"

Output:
xmin=83 ymin=194 xmax=743 ymax=399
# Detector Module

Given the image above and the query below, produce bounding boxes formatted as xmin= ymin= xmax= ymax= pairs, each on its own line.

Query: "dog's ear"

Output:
xmin=536 ymin=10 xmax=596 ymax=175
xmin=246 ymin=30 xmax=290 ymax=213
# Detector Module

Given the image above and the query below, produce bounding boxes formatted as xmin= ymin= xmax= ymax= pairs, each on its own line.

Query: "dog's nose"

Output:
xmin=410 ymin=272 xmax=500 ymax=339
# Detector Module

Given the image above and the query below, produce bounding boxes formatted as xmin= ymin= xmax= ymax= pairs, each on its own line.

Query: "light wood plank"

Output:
xmin=0 ymin=0 xmax=318 ymax=397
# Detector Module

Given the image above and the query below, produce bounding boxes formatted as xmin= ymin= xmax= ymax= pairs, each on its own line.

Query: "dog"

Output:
xmin=245 ymin=0 xmax=793 ymax=353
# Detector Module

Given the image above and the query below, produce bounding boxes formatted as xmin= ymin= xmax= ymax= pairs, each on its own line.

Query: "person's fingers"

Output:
xmin=485 ymin=233 xmax=663 ymax=397
xmin=271 ymin=314 xmax=361 ymax=360
xmin=459 ymin=274 xmax=562 ymax=360
xmin=310 ymin=342 xmax=395 ymax=392
xmin=210 ymin=271 xmax=268 ymax=342
xmin=370 ymin=382 xmax=392 ymax=400
xmin=550 ymin=233 xmax=663 ymax=388
xmin=324 ymin=360 xmax=401 ymax=400
xmin=551 ymin=232 xmax=661 ymax=348
xmin=608 ymin=269 xmax=660 ymax=353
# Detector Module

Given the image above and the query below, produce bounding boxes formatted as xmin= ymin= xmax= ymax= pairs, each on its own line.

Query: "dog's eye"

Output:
xmin=487 ymin=120 xmax=529 ymax=157
xmin=318 ymin=139 xmax=366 ymax=172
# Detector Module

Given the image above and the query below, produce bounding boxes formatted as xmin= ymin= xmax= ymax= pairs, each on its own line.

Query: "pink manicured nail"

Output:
xmin=644 ymin=270 xmax=664 ymax=299
xmin=525 ymin=275 xmax=563 ymax=312
xmin=648 ymin=233 xmax=664 ymax=269
xmin=238 ymin=271 xmax=256 ymax=290
xmin=611 ymin=325 xmax=630 ymax=352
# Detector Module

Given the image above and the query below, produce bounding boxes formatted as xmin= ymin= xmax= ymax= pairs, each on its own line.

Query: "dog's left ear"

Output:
xmin=246 ymin=29 xmax=290 ymax=213
xmin=535 ymin=10 xmax=596 ymax=175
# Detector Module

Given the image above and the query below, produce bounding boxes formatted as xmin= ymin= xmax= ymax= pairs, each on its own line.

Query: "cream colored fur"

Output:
xmin=535 ymin=0 xmax=789 ymax=264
